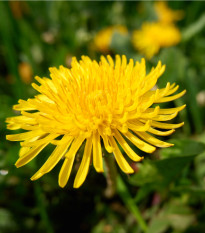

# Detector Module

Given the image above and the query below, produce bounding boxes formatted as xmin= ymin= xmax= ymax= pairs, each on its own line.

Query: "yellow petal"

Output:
xmin=113 ymin=130 xmax=143 ymax=162
xmin=155 ymin=90 xmax=186 ymax=103
xmin=150 ymin=121 xmax=184 ymax=129
xmin=31 ymin=135 xmax=73 ymax=180
xmin=107 ymin=55 xmax=114 ymax=67
xmin=21 ymin=133 xmax=59 ymax=147
xmin=7 ymin=123 xmax=22 ymax=130
xmin=101 ymin=134 xmax=113 ymax=153
xmin=140 ymin=106 xmax=160 ymax=118
xmin=19 ymin=147 xmax=30 ymax=157
xmin=73 ymin=137 xmax=92 ymax=188
xmin=6 ymin=130 xmax=45 ymax=142
xmin=166 ymin=84 xmax=179 ymax=96
xmin=152 ymin=111 xmax=178 ymax=121
xmin=20 ymin=125 xmax=39 ymax=131
xmin=65 ymin=135 xmax=85 ymax=159
xmin=127 ymin=120 xmax=151 ymax=132
xmin=58 ymin=135 xmax=85 ymax=187
xmin=148 ymin=127 xmax=175 ymax=136
xmin=15 ymin=142 xmax=50 ymax=168
xmin=6 ymin=115 xmax=37 ymax=124
xmin=31 ymin=83 xmax=42 ymax=93
xmin=109 ymin=136 xmax=134 ymax=174
xmin=13 ymin=99 xmax=36 ymax=111
xmin=58 ymin=155 xmax=76 ymax=188
xmin=125 ymin=131 xmax=156 ymax=153
xmin=136 ymin=132 xmax=174 ymax=148
xmin=93 ymin=131 xmax=104 ymax=172
xmin=158 ymin=104 xmax=186 ymax=114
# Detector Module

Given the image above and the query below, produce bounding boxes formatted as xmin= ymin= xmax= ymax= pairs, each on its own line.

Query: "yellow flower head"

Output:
xmin=154 ymin=1 xmax=184 ymax=24
xmin=6 ymin=55 xmax=186 ymax=188
xmin=94 ymin=26 xmax=128 ymax=53
xmin=132 ymin=22 xmax=181 ymax=59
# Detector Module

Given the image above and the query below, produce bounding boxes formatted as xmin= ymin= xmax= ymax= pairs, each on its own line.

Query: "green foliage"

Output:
xmin=0 ymin=1 xmax=205 ymax=233
xmin=130 ymin=139 xmax=205 ymax=189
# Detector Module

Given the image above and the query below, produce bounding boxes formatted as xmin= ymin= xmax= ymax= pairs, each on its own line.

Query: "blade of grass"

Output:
xmin=117 ymin=175 xmax=147 ymax=232
xmin=182 ymin=13 xmax=205 ymax=42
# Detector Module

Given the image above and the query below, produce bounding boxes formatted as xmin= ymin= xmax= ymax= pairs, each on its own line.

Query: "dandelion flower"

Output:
xmin=154 ymin=1 xmax=184 ymax=25
xmin=6 ymin=55 xmax=186 ymax=188
xmin=94 ymin=26 xmax=128 ymax=53
xmin=132 ymin=22 xmax=181 ymax=59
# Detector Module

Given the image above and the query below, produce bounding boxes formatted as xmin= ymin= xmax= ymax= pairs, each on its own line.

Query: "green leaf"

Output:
xmin=130 ymin=139 xmax=205 ymax=188
xmin=161 ymin=139 xmax=205 ymax=158
xmin=147 ymin=199 xmax=195 ymax=233
xmin=147 ymin=217 xmax=170 ymax=233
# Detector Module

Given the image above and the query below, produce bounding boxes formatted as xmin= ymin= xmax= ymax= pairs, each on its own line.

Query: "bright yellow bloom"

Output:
xmin=132 ymin=22 xmax=181 ymax=59
xmin=94 ymin=26 xmax=128 ymax=53
xmin=154 ymin=1 xmax=184 ymax=25
xmin=6 ymin=55 xmax=186 ymax=188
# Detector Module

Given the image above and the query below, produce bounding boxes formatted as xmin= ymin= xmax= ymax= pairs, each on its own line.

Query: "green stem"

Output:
xmin=117 ymin=175 xmax=148 ymax=232
xmin=103 ymin=152 xmax=117 ymax=198
xmin=103 ymin=150 xmax=147 ymax=232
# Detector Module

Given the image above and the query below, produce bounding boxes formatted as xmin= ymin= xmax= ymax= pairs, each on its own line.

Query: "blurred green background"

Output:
xmin=0 ymin=1 xmax=205 ymax=233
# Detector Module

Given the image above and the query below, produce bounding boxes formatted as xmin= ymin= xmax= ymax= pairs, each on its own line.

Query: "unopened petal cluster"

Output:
xmin=6 ymin=55 xmax=185 ymax=188
xmin=132 ymin=22 xmax=181 ymax=59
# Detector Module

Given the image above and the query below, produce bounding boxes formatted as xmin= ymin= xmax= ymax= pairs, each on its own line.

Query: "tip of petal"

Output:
xmin=105 ymin=147 xmax=113 ymax=154
xmin=139 ymin=156 xmax=144 ymax=162
xmin=58 ymin=180 xmax=67 ymax=188
xmin=180 ymin=122 xmax=185 ymax=127
xmin=31 ymin=172 xmax=44 ymax=181
xmin=178 ymin=104 xmax=186 ymax=112
xmin=95 ymin=167 xmax=104 ymax=173
xmin=48 ymin=67 xmax=55 ymax=73
xmin=166 ymin=143 xmax=174 ymax=147
xmin=15 ymin=161 xmax=21 ymax=168
xmin=181 ymin=89 xmax=186 ymax=96
xmin=126 ymin=168 xmax=135 ymax=174
xmin=150 ymin=147 xmax=157 ymax=153
xmin=73 ymin=181 xmax=82 ymax=189
xmin=13 ymin=105 xmax=19 ymax=111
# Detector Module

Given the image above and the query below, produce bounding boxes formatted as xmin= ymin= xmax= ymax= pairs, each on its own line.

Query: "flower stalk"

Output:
xmin=117 ymin=175 xmax=148 ymax=232
xmin=104 ymin=150 xmax=118 ymax=198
